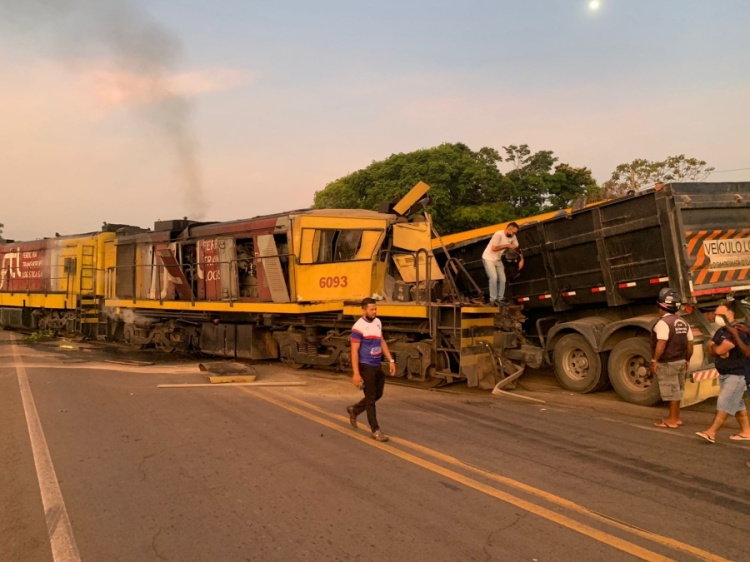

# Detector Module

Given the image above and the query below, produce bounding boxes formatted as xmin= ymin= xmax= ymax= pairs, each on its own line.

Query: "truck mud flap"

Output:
xmin=682 ymin=372 xmax=720 ymax=407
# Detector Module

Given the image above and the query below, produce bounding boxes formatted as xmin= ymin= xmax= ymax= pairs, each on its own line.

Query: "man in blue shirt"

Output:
xmin=347 ymin=298 xmax=396 ymax=442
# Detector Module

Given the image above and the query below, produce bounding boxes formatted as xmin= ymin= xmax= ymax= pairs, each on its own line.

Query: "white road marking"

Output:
xmin=1 ymin=361 xmax=200 ymax=374
xmin=11 ymin=339 xmax=81 ymax=562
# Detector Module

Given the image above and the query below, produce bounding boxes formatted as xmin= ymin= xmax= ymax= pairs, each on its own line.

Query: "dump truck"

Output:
xmin=435 ymin=182 xmax=750 ymax=406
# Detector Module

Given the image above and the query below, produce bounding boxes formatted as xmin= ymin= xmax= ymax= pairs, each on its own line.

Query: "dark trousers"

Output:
xmin=353 ymin=363 xmax=385 ymax=431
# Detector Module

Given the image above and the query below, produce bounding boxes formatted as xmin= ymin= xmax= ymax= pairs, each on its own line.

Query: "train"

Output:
xmin=0 ymin=182 xmax=539 ymax=391
xmin=6 ymin=180 xmax=745 ymax=407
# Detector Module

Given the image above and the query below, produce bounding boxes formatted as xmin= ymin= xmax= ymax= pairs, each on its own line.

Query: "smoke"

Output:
xmin=101 ymin=306 xmax=153 ymax=327
xmin=0 ymin=0 xmax=207 ymax=220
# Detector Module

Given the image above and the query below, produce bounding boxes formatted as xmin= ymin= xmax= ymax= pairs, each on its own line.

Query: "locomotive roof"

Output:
xmin=185 ymin=208 xmax=396 ymax=232
xmin=122 ymin=207 xmax=400 ymax=241
xmin=299 ymin=208 xmax=396 ymax=220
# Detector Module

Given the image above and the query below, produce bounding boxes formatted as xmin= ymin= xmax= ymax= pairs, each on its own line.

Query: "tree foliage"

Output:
xmin=502 ymin=144 xmax=597 ymax=217
xmin=597 ymin=155 xmax=715 ymax=198
xmin=313 ymin=143 xmax=597 ymax=235
xmin=314 ymin=143 xmax=515 ymax=234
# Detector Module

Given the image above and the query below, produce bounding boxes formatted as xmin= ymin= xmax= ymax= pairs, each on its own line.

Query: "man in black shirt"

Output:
xmin=714 ymin=311 xmax=750 ymax=469
xmin=695 ymin=305 xmax=750 ymax=443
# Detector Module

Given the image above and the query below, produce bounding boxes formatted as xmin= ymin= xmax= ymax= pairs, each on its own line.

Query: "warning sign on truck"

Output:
xmin=686 ymin=229 xmax=750 ymax=285
xmin=702 ymin=238 xmax=750 ymax=271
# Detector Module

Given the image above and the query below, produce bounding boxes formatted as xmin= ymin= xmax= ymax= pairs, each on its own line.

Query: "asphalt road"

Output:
xmin=2 ymin=330 xmax=749 ymax=562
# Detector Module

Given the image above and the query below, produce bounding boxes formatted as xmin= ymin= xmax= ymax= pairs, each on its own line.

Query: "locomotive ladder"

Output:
xmin=79 ymin=245 xmax=95 ymax=294
xmin=76 ymin=245 xmax=103 ymax=337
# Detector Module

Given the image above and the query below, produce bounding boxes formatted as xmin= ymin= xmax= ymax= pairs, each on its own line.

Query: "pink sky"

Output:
xmin=1 ymin=1 xmax=748 ymax=241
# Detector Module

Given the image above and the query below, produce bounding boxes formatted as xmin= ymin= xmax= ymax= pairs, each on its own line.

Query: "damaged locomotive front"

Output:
xmin=103 ymin=182 xmax=539 ymax=391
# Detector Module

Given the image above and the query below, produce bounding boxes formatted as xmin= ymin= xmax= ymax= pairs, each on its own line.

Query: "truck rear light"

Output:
xmin=691 ymin=287 xmax=731 ymax=297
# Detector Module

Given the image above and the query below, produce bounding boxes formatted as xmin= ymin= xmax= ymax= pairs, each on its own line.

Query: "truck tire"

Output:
xmin=552 ymin=333 xmax=604 ymax=393
xmin=607 ymin=338 xmax=661 ymax=406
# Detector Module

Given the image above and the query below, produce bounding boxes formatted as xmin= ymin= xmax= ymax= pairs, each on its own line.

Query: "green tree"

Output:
xmin=606 ymin=158 xmax=657 ymax=196
xmin=603 ymin=155 xmax=714 ymax=197
xmin=548 ymin=163 xmax=599 ymax=210
xmin=658 ymin=154 xmax=715 ymax=182
xmin=314 ymin=142 xmax=598 ymax=234
xmin=313 ymin=143 xmax=515 ymax=235
xmin=502 ymin=144 xmax=596 ymax=216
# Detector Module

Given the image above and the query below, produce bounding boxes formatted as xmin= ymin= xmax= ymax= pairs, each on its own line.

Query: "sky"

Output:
xmin=1 ymin=0 xmax=749 ymax=241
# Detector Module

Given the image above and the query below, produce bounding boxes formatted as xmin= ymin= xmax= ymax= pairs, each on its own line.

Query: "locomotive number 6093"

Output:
xmin=318 ymin=276 xmax=348 ymax=288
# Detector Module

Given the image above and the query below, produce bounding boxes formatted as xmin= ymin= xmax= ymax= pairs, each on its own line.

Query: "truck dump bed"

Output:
xmin=435 ymin=182 xmax=750 ymax=406
xmin=514 ymin=182 xmax=750 ymax=309
xmin=441 ymin=182 xmax=750 ymax=309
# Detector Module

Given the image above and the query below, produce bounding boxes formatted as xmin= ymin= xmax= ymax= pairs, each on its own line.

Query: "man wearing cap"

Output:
xmin=651 ymin=288 xmax=693 ymax=428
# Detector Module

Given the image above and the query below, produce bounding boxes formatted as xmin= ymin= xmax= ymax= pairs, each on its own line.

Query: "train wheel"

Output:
xmin=123 ymin=324 xmax=146 ymax=350
xmin=607 ymin=338 xmax=661 ymax=406
xmin=552 ymin=333 xmax=603 ymax=393
xmin=156 ymin=341 xmax=176 ymax=353
xmin=154 ymin=330 xmax=176 ymax=353
xmin=38 ymin=315 xmax=51 ymax=333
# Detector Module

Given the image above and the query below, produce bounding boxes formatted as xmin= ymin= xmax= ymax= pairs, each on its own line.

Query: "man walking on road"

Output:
xmin=482 ymin=222 xmax=523 ymax=304
xmin=730 ymin=319 xmax=750 ymax=467
xmin=651 ymin=288 xmax=693 ymax=428
xmin=695 ymin=304 xmax=750 ymax=443
xmin=347 ymin=298 xmax=396 ymax=442
xmin=730 ymin=325 xmax=750 ymax=465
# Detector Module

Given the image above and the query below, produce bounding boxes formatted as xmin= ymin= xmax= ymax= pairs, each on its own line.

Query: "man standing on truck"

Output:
xmin=347 ymin=298 xmax=397 ymax=442
xmin=651 ymin=288 xmax=693 ymax=428
xmin=482 ymin=222 xmax=523 ymax=304
xmin=695 ymin=305 xmax=750 ymax=443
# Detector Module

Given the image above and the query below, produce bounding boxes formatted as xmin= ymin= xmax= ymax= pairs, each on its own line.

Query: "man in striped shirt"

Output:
xmin=347 ymin=298 xmax=396 ymax=442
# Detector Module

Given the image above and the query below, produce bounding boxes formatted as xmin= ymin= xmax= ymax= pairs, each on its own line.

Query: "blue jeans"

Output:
xmin=483 ymin=259 xmax=506 ymax=301
xmin=716 ymin=374 xmax=747 ymax=415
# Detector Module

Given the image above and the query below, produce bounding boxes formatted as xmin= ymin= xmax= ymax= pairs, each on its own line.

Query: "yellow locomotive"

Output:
xmin=102 ymin=182 xmax=539 ymax=388
xmin=0 ymin=227 xmax=131 ymax=335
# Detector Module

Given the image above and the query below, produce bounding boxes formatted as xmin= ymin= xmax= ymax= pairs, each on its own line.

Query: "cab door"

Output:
xmin=196 ymin=237 xmax=239 ymax=301
xmin=293 ymin=215 xmax=386 ymax=302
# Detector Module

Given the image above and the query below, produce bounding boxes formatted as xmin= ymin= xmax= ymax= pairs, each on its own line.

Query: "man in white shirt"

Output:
xmin=482 ymin=222 xmax=523 ymax=304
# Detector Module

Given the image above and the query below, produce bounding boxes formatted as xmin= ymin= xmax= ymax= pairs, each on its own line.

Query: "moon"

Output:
xmin=588 ymin=0 xmax=601 ymax=10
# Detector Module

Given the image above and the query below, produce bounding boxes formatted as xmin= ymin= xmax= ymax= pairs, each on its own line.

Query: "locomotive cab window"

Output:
xmin=300 ymin=228 xmax=383 ymax=264
xmin=63 ymin=257 xmax=76 ymax=274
